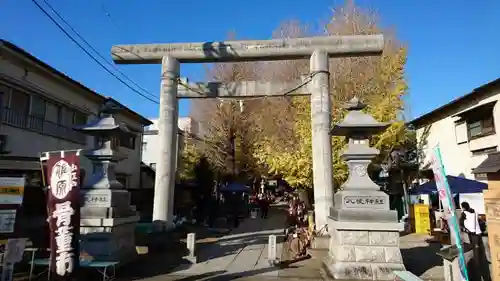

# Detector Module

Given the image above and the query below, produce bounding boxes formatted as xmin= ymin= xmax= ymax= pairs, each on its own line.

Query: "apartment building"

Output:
xmin=410 ymin=78 xmax=500 ymax=182
xmin=0 ymin=39 xmax=152 ymax=189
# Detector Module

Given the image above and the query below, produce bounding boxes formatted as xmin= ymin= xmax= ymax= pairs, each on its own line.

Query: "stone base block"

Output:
xmin=80 ymin=222 xmax=137 ymax=262
xmin=325 ymin=222 xmax=405 ymax=280
xmin=330 ymin=208 xmax=398 ymax=223
xmin=323 ymin=256 xmax=405 ymax=280
xmin=81 ymin=206 xmax=137 ymax=218
xmin=183 ymin=255 xmax=197 ymax=264
xmin=328 ymin=244 xmax=403 ymax=263
xmin=311 ymin=235 xmax=330 ymax=249
xmin=81 ymin=221 xmax=136 ymax=236
xmin=81 ymin=215 xmax=139 ymax=227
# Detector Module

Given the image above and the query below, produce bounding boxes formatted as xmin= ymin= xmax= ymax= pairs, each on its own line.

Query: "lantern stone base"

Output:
xmin=323 ymin=219 xmax=405 ymax=280
xmin=80 ymin=220 xmax=139 ymax=262
xmin=80 ymin=188 xmax=139 ymax=263
xmin=311 ymin=235 xmax=330 ymax=249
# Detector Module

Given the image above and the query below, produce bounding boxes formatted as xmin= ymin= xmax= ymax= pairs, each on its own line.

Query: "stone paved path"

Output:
xmin=123 ymin=204 xmax=327 ymax=281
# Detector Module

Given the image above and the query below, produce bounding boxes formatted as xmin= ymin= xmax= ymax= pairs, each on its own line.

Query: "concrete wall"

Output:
xmin=0 ymin=47 xmax=146 ymax=189
xmin=416 ymin=88 xmax=500 ymax=181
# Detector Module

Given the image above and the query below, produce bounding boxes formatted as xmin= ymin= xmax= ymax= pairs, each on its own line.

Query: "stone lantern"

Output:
xmin=324 ymin=97 xmax=405 ymax=280
xmin=73 ymin=100 xmax=139 ymax=262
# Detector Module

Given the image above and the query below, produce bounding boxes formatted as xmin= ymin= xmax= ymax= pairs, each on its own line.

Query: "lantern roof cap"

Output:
xmin=331 ymin=96 xmax=390 ymax=136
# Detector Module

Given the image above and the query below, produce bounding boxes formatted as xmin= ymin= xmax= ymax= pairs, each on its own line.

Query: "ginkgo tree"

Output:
xmin=184 ymin=1 xmax=411 ymax=189
xmin=251 ymin=1 xmax=411 ymax=189
xmin=177 ymin=135 xmax=202 ymax=181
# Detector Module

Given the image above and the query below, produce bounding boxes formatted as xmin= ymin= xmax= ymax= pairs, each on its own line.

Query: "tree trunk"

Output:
xmin=298 ymin=189 xmax=310 ymax=209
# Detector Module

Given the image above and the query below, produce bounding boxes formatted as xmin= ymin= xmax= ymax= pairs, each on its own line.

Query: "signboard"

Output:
xmin=0 ymin=238 xmax=27 ymax=281
xmin=0 ymin=177 xmax=25 ymax=205
xmin=3 ymin=238 xmax=27 ymax=263
xmin=42 ymin=150 xmax=81 ymax=279
xmin=430 ymin=146 xmax=468 ymax=281
xmin=344 ymin=196 xmax=386 ymax=207
xmin=0 ymin=177 xmax=25 ymax=238
xmin=0 ymin=210 xmax=16 ymax=233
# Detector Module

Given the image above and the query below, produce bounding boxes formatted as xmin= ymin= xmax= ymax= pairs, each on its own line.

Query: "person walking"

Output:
xmin=260 ymin=194 xmax=270 ymax=219
xmin=460 ymin=201 xmax=490 ymax=281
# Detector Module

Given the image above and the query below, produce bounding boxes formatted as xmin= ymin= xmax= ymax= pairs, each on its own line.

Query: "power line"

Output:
xmin=41 ymin=0 xmax=157 ymax=100
xmin=101 ymin=3 xmax=123 ymax=36
xmin=30 ymin=0 xmax=159 ymax=104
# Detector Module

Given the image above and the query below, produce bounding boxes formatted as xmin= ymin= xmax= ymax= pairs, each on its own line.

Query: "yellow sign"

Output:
xmin=413 ymin=204 xmax=431 ymax=234
xmin=0 ymin=177 xmax=25 ymax=205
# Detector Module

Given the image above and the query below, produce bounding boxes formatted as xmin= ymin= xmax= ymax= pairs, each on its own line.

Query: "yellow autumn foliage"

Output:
xmin=188 ymin=1 xmax=410 ymax=188
xmin=251 ymin=2 xmax=410 ymax=188
xmin=178 ymin=138 xmax=202 ymax=181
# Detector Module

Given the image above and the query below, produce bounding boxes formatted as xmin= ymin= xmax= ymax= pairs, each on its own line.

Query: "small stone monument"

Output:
xmin=184 ymin=233 xmax=197 ymax=263
xmin=268 ymin=234 xmax=277 ymax=265
xmin=324 ymin=97 xmax=405 ymax=280
xmin=74 ymin=100 xmax=139 ymax=262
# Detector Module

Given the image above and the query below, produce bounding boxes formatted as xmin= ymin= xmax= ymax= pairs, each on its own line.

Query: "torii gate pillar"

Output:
xmin=152 ymin=56 xmax=179 ymax=227
xmin=310 ymin=50 xmax=334 ymax=230
xmin=111 ymin=35 xmax=384 ymax=230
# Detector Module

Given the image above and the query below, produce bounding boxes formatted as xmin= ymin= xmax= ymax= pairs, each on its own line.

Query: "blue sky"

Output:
xmin=1 ymin=0 xmax=499 ymax=120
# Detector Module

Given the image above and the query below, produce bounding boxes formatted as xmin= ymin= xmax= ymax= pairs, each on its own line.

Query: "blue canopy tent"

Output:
xmin=411 ymin=175 xmax=487 ymax=195
xmin=220 ymin=182 xmax=250 ymax=193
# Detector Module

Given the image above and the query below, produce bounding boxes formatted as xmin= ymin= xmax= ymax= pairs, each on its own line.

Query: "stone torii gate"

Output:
xmin=111 ymin=35 xmax=384 ymax=229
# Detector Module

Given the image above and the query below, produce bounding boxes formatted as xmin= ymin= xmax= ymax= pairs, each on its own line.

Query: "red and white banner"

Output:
xmin=42 ymin=150 xmax=82 ymax=279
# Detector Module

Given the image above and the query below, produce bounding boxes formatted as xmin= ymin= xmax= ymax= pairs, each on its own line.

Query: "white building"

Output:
xmin=411 ymin=78 xmax=500 ymax=182
xmin=141 ymin=117 xmax=198 ymax=169
xmin=0 ymin=39 xmax=152 ymax=189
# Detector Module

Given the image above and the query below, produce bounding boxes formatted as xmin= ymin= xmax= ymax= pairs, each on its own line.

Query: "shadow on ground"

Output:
xmin=193 ymin=207 xmax=287 ymax=263
xmin=115 ymin=205 xmax=288 ymax=281
xmin=401 ymin=242 xmax=443 ymax=276
xmin=169 ymin=256 xmax=307 ymax=281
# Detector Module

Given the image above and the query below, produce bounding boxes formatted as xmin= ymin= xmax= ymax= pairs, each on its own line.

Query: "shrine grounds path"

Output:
xmin=115 ymin=204 xmax=447 ymax=281
xmin=14 ymin=205 xmax=446 ymax=281
xmin=117 ymin=203 xmax=328 ymax=281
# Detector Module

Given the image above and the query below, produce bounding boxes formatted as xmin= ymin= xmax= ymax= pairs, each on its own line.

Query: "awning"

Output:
xmin=410 ymin=175 xmax=487 ymax=195
xmin=0 ymin=159 xmax=40 ymax=171
xmin=473 ymin=152 xmax=500 ymax=174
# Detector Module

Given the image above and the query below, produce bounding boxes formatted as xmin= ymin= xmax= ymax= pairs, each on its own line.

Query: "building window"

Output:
xmin=119 ymin=136 xmax=136 ymax=150
xmin=116 ymin=174 xmax=129 ymax=189
xmin=62 ymin=107 xmax=75 ymax=127
xmin=474 ymin=173 xmax=488 ymax=181
xmin=29 ymin=95 xmax=46 ymax=131
xmin=8 ymin=89 xmax=29 ymax=126
xmin=0 ymin=84 xmax=11 ymax=108
xmin=73 ymin=111 xmax=87 ymax=125
xmin=454 ymin=121 xmax=468 ymax=144
xmin=44 ymin=102 xmax=62 ymax=135
xmin=467 ymin=115 xmax=495 ymax=139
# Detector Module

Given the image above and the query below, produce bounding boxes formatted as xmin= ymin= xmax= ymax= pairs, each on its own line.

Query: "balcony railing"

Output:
xmin=1 ymin=107 xmax=87 ymax=144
